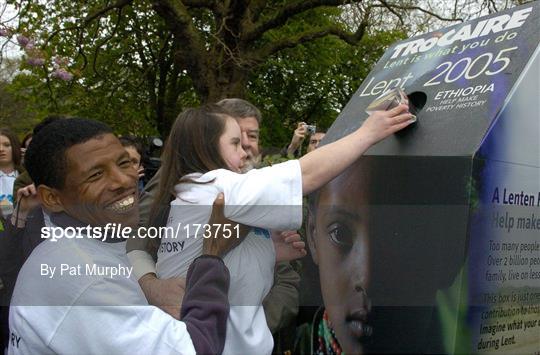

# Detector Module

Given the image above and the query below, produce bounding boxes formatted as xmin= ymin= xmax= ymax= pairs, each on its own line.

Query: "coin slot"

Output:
xmin=406 ymin=91 xmax=427 ymax=116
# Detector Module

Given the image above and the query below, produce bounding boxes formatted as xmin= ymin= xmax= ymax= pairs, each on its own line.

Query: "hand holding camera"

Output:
xmin=304 ymin=124 xmax=316 ymax=135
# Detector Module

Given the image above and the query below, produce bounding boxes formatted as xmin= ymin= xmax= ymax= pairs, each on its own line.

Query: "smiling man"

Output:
xmin=43 ymin=130 xmax=139 ymax=227
xmin=8 ymin=118 xmax=230 ymax=354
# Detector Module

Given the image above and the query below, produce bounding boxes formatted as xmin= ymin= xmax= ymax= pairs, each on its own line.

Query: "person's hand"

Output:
xmin=292 ymin=122 xmax=307 ymax=144
xmin=16 ymin=184 xmax=39 ymax=205
xmin=272 ymin=230 xmax=307 ymax=263
xmin=139 ymin=273 xmax=186 ymax=320
xmin=203 ymin=193 xmax=250 ymax=257
xmin=287 ymin=122 xmax=307 ymax=155
xmin=359 ymin=104 xmax=415 ymax=145
xmin=137 ymin=166 xmax=145 ymax=179
xmin=11 ymin=184 xmax=40 ymax=228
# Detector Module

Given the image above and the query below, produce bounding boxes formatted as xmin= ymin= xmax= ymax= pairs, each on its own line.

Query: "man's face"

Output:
xmin=309 ymin=164 xmax=372 ymax=355
xmin=124 ymin=146 xmax=141 ymax=170
xmin=55 ymin=134 xmax=139 ymax=228
xmin=235 ymin=116 xmax=260 ymax=171
xmin=307 ymin=132 xmax=325 ymax=153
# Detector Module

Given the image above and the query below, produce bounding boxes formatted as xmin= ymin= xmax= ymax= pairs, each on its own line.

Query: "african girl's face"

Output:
xmin=308 ymin=163 xmax=372 ymax=354
xmin=308 ymin=157 xmax=458 ymax=354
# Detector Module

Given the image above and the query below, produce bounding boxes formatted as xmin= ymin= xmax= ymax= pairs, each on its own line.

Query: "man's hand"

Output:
xmin=272 ymin=230 xmax=307 ymax=263
xmin=292 ymin=122 xmax=307 ymax=144
xmin=287 ymin=122 xmax=307 ymax=155
xmin=11 ymin=184 xmax=40 ymax=228
xmin=203 ymin=193 xmax=250 ymax=257
xmin=17 ymin=183 xmax=39 ymax=207
xmin=139 ymin=273 xmax=186 ymax=320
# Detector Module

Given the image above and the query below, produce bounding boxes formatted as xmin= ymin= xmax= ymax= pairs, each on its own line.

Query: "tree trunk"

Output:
xmin=199 ymin=58 xmax=251 ymax=103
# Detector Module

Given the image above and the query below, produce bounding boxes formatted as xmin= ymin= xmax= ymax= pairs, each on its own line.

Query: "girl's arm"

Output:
xmin=300 ymin=104 xmax=413 ymax=195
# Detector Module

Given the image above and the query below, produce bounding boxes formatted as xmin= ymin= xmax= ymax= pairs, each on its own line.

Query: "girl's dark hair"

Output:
xmin=149 ymin=104 xmax=232 ymax=226
xmin=0 ymin=127 xmax=23 ymax=173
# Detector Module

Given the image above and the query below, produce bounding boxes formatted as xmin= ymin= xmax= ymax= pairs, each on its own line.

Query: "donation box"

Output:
xmin=318 ymin=2 xmax=540 ymax=353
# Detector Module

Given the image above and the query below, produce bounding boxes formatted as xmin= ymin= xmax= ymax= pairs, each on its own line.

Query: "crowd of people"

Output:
xmin=0 ymin=98 xmax=417 ymax=355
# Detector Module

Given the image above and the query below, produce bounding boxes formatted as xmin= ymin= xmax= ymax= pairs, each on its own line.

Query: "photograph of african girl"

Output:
xmin=299 ymin=155 xmax=469 ymax=354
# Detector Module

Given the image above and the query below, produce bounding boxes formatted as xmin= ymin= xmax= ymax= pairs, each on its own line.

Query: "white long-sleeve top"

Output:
xmin=157 ymin=159 xmax=303 ymax=355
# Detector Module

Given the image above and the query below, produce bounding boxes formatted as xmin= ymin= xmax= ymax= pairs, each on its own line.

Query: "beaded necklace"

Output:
xmin=316 ymin=310 xmax=343 ymax=355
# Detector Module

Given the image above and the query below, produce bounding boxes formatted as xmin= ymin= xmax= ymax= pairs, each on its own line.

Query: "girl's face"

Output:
xmin=309 ymin=164 xmax=372 ymax=355
xmin=219 ymin=117 xmax=247 ymax=173
xmin=0 ymin=134 xmax=14 ymax=166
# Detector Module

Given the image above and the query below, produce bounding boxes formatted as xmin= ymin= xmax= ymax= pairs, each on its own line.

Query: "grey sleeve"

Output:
xmin=262 ymin=261 xmax=301 ymax=333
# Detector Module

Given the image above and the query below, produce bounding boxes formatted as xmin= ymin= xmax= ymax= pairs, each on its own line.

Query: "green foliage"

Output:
xmin=250 ymin=27 xmax=405 ymax=148
xmin=5 ymin=1 xmax=405 ymax=147
xmin=0 ymin=59 xmax=42 ymax=135
xmin=260 ymin=153 xmax=294 ymax=167
xmin=0 ymin=79 xmax=40 ymax=135
xmin=7 ymin=1 xmax=192 ymax=136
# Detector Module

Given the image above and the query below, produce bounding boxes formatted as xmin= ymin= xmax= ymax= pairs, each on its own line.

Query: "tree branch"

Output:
xmin=377 ymin=0 xmax=464 ymax=22
xmin=42 ymin=66 xmax=59 ymax=111
xmin=152 ymin=0 xmax=207 ymax=61
xmin=250 ymin=23 xmax=367 ymax=61
xmin=132 ymin=12 xmax=156 ymax=64
xmin=183 ymin=0 xmax=218 ymax=10
xmin=249 ymin=0 xmax=268 ymax=23
xmin=489 ymin=0 xmax=499 ymax=13
xmin=225 ymin=0 xmax=253 ymax=36
xmin=45 ymin=0 xmax=134 ymax=45
xmin=376 ymin=0 xmax=404 ymax=25
xmin=0 ymin=3 xmax=19 ymax=25
xmin=243 ymin=0 xmax=349 ymax=43
xmin=91 ymin=7 xmax=124 ymax=79
xmin=75 ymin=27 xmax=89 ymax=72
xmin=152 ymin=0 xmax=209 ymax=95
xmin=211 ymin=0 xmax=255 ymax=63
xmin=83 ymin=0 xmax=134 ymax=23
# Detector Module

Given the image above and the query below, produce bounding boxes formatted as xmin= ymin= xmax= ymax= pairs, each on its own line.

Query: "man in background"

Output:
xmin=306 ymin=131 xmax=325 ymax=153
xmin=284 ymin=122 xmax=326 ymax=157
